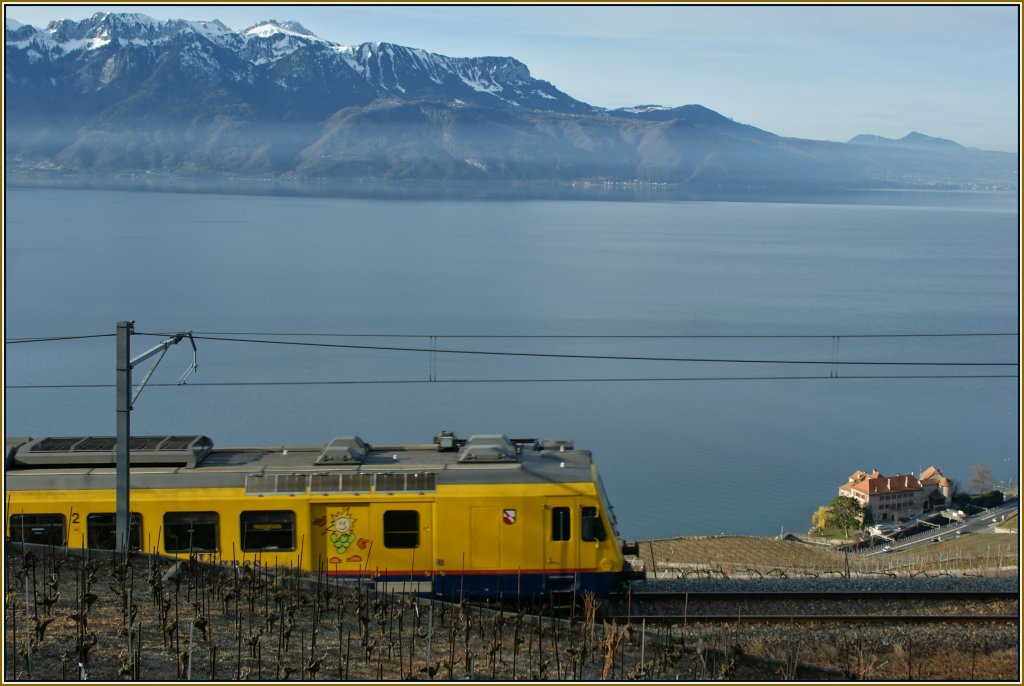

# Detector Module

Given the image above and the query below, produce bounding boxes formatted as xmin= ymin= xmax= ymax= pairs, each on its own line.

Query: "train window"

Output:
xmin=376 ymin=474 xmax=405 ymax=491
xmin=552 ymin=507 xmax=571 ymax=542
xmin=342 ymin=473 xmax=372 ymax=492
xmin=241 ymin=511 xmax=296 ymax=551
xmin=383 ymin=510 xmax=419 ymax=548
xmin=581 ymin=507 xmax=607 ymax=542
xmin=8 ymin=514 xmax=65 ymax=546
xmin=276 ymin=474 xmax=308 ymax=493
xmin=245 ymin=474 xmax=275 ymax=494
xmin=310 ymin=473 xmax=341 ymax=492
xmin=87 ymin=513 xmax=143 ymax=550
xmin=164 ymin=512 xmax=219 ymax=553
xmin=406 ymin=473 xmax=436 ymax=491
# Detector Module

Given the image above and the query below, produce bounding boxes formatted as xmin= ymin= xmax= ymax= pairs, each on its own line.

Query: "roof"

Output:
xmin=843 ymin=471 xmax=923 ymax=496
xmin=919 ymin=465 xmax=949 ymax=484
xmin=3 ymin=433 xmax=597 ymax=492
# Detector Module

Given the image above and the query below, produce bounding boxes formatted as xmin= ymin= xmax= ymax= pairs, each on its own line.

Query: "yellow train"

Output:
xmin=4 ymin=431 xmax=642 ymax=599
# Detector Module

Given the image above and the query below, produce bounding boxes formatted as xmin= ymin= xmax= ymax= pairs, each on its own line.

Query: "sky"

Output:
xmin=3 ymin=3 xmax=1021 ymax=152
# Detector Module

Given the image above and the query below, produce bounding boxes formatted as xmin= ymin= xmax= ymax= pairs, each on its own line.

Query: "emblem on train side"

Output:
xmin=315 ymin=507 xmax=369 ymax=563
xmin=503 ymin=509 xmax=516 ymax=525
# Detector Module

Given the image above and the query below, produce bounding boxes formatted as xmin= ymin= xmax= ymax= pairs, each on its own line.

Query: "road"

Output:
xmin=864 ymin=500 xmax=1018 ymax=557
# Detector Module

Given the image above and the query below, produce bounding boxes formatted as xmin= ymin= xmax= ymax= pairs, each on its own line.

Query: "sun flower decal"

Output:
xmin=327 ymin=508 xmax=357 ymax=554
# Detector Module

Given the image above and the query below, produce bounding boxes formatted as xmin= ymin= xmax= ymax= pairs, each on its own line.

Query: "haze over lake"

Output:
xmin=3 ymin=186 xmax=1018 ymax=539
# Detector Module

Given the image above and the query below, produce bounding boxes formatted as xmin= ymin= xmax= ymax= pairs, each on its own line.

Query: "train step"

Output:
xmin=549 ymin=588 xmax=578 ymax=612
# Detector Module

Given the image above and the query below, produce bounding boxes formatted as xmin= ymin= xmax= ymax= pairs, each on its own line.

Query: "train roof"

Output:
xmin=3 ymin=432 xmax=598 ymax=492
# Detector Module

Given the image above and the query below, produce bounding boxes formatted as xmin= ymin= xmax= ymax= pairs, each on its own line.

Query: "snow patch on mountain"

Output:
xmin=621 ymin=104 xmax=672 ymax=113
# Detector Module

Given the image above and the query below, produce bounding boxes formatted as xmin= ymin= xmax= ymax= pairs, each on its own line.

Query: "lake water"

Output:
xmin=3 ymin=186 xmax=1019 ymax=540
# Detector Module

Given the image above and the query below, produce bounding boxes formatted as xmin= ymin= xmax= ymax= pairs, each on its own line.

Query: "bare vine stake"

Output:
xmin=235 ymin=573 xmax=242 ymax=679
xmin=28 ymin=551 xmax=37 ymax=678
xmin=426 ymin=598 xmax=433 ymax=668
xmin=256 ymin=629 xmax=262 ymax=680
xmin=408 ymin=602 xmax=417 ymax=680
xmin=186 ymin=606 xmax=195 ymax=680
xmin=551 ymin=611 xmax=562 ymax=679
xmin=526 ymin=608 xmax=534 ymax=674
xmin=497 ymin=598 xmax=505 ymax=678
xmin=397 ymin=601 xmax=404 ymax=678
xmin=173 ymin=575 xmax=181 ymax=674
xmin=334 ymin=595 xmax=343 ymax=681
xmin=512 ymin=606 xmax=521 ymax=680
xmin=536 ymin=612 xmax=544 ymax=678
xmin=640 ymin=617 xmax=646 ymax=676
xmin=447 ymin=605 xmax=455 ymax=680
xmin=376 ymin=637 xmax=383 ymax=680
xmin=342 ymin=630 xmax=350 ymax=683
xmin=463 ymin=603 xmax=472 ymax=678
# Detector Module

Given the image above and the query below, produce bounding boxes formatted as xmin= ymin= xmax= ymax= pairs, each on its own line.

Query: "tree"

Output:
xmin=811 ymin=506 xmax=830 ymax=531
xmin=967 ymin=463 xmax=996 ymax=494
xmin=827 ymin=496 xmax=863 ymax=538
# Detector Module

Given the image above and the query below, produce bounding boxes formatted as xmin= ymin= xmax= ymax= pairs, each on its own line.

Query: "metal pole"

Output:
xmin=116 ymin=320 xmax=133 ymax=554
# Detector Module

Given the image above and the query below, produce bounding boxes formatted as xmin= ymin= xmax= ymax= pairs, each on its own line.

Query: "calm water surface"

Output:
xmin=3 ymin=187 xmax=1019 ymax=539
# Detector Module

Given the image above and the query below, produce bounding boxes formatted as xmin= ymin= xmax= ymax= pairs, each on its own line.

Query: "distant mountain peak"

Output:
xmin=848 ymin=131 xmax=965 ymax=150
xmin=242 ymin=19 xmax=317 ymax=39
xmin=900 ymin=131 xmax=963 ymax=149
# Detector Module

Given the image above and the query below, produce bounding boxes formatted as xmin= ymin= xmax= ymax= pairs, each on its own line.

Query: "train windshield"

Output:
xmin=596 ymin=474 xmax=621 ymax=537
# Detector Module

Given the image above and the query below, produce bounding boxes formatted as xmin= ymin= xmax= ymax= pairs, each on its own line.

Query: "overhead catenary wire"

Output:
xmin=4 ymin=373 xmax=1019 ymax=389
xmin=150 ymin=331 xmax=1020 ymax=339
xmin=5 ymin=329 xmax=1017 ymax=388
xmin=6 ymin=330 xmax=1019 ymax=344
xmin=142 ymin=333 xmax=1018 ymax=367
xmin=4 ymin=333 xmax=117 ymax=344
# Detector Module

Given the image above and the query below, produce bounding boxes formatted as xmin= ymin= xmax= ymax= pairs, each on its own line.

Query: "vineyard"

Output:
xmin=4 ymin=536 xmax=1018 ymax=681
xmin=639 ymin=534 xmax=1019 ymax=578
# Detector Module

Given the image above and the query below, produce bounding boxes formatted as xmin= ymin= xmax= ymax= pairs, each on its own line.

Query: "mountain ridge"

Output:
xmin=4 ymin=13 xmax=1017 ymax=190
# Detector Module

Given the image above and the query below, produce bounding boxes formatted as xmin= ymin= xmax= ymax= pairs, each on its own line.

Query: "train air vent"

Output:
xmin=12 ymin=435 xmax=213 ymax=468
xmin=457 ymin=434 xmax=518 ymax=463
xmin=316 ymin=436 xmax=369 ymax=465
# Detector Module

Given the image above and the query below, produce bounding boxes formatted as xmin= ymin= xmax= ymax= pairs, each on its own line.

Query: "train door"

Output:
xmin=371 ymin=502 xmax=433 ymax=593
xmin=469 ymin=506 xmax=501 ymax=570
xmin=543 ymin=498 xmax=579 ymax=572
xmin=310 ymin=503 xmax=372 ymax=574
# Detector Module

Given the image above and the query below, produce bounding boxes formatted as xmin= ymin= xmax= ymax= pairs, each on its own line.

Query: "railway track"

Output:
xmin=597 ymin=590 xmax=1019 ymax=625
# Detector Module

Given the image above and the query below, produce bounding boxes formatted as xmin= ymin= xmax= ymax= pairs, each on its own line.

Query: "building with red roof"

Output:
xmin=839 ymin=466 xmax=953 ymax=523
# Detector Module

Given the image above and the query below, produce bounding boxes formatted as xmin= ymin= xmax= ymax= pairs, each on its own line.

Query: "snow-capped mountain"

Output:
xmin=5 ymin=13 xmax=1016 ymax=189
xmin=5 ymin=13 xmax=589 ymax=114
